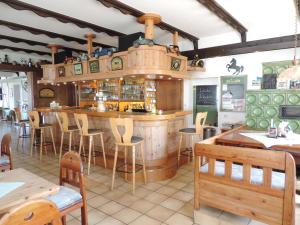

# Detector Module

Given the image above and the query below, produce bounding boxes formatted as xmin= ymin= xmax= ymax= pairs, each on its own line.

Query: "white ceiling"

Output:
xmin=0 ymin=0 xmax=297 ymax=60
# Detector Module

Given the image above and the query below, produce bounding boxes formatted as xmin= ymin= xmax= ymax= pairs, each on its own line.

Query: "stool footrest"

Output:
xmin=180 ymin=147 xmax=193 ymax=157
xmin=116 ymin=163 xmax=143 ymax=174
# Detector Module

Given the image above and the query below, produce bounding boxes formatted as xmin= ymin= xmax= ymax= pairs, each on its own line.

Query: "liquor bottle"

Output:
xmin=268 ymin=119 xmax=277 ymax=138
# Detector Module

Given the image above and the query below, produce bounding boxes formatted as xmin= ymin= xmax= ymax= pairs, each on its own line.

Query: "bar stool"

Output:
xmin=177 ymin=112 xmax=207 ymax=166
xmin=56 ymin=112 xmax=79 ymax=160
xmin=110 ymin=118 xmax=147 ymax=194
xmin=28 ymin=111 xmax=57 ymax=160
xmin=74 ymin=113 xmax=106 ymax=175
xmin=14 ymin=107 xmax=30 ymax=151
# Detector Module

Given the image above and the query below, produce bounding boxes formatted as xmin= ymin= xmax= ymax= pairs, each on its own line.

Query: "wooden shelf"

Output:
xmin=0 ymin=64 xmax=42 ymax=72
xmin=187 ymin=66 xmax=206 ymax=72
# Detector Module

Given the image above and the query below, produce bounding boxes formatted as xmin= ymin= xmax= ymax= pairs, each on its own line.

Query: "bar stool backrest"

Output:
xmin=109 ymin=118 xmax=133 ymax=144
xmin=28 ymin=111 xmax=40 ymax=128
xmin=74 ymin=113 xmax=89 ymax=135
xmin=14 ymin=108 xmax=22 ymax=123
xmin=195 ymin=112 xmax=207 ymax=134
xmin=56 ymin=112 xmax=69 ymax=132
xmin=0 ymin=199 xmax=62 ymax=225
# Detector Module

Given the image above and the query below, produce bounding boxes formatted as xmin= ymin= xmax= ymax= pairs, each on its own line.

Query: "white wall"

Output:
xmin=185 ymin=47 xmax=298 ymax=127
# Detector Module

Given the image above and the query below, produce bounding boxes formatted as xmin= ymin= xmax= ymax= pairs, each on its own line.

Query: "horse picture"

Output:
xmin=226 ymin=58 xmax=244 ymax=75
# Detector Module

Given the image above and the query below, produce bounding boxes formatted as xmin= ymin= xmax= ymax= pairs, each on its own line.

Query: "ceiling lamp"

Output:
xmin=278 ymin=0 xmax=300 ymax=81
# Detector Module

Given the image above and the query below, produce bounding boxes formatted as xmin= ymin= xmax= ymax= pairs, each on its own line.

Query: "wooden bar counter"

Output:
xmin=36 ymin=107 xmax=193 ymax=182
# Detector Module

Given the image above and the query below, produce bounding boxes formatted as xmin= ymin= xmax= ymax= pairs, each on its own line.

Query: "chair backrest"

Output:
xmin=56 ymin=112 xmax=69 ymax=132
xmin=74 ymin=113 xmax=89 ymax=135
xmin=60 ymin=151 xmax=86 ymax=205
xmin=1 ymin=133 xmax=12 ymax=169
xmin=28 ymin=111 xmax=40 ymax=128
xmin=0 ymin=199 xmax=62 ymax=225
xmin=195 ymin=112 xmax=207 ymax=134
xmin=14 ymin=108 xmax=22 ymax=123
xmin=109 ymin=118 xmax=133 ymax=144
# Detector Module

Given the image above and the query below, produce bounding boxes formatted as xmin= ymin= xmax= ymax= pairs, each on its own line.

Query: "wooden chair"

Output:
xmin=0 ymin=133 xmax=13 ymax=171
xmin=0 ymin=199 xmax=62 ymax=225
xmin=110 ymin=117 xmax=147 ymax=194
xmin=14 ymin=107 xmax=30 ymax=151
xmin=177 ymin=112 xmax=207 ymax=165
xmin=28 ymin=111 xmax=57 ymax=160
xmin=47 ymin=151 xmax=88 ymax=225
xmin=56 ymin=112 xmax=79 ymax=161
xmin=74 ymin=113 xmax=106 ymax=175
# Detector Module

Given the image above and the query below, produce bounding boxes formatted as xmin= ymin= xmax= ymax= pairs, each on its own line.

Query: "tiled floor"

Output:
xmin=2 ymin=123 xmax=300 ymax=225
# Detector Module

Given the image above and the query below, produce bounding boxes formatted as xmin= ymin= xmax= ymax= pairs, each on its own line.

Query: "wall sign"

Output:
xmin=74 ymin=63 xmax=83 ymax=75
xmin=89 ymin=60 xmax=99 ymax=73
xmin=57 ymin=66 xmax=65 ymax=77
xmin=39 ymin=88 xmax=55 ymax=98
xmin=220 ymin=75 xmax=247 ymax=112
xmin=111 ymin=56 xmax=123 ymax=71
xmin=171 ymin=58 xmax=181 ymax=71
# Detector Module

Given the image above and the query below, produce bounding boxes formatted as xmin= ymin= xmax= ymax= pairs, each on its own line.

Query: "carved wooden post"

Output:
xmin=84 ymin=33 xmax=96 ymax=56
xmin=173 ymin=31 xmax=179 ymax=46
xmin=137 ymin=13 xmax=161 ymax=40
xmin=47 ymin=44 xmax=61 ymax=64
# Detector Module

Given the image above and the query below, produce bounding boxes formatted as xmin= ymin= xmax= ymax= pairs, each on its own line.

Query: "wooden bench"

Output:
xmin=194 ymin=136 xmax=296 ymax=225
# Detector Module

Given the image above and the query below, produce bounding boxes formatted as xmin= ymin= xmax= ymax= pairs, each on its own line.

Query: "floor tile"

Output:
xmin=161 ymin=197 xmax=185 ymax=211
xmin=129 ymin=215 xmax=161 ymax=225
xmin=98 ymin=201 xmax=125 ymax=215
xmin=146 ymin=205 xmax=175 ymax=222
xmin=165 ymin=213 xmax=193 ymax=225
xmin=112 ymin=207 xmax=142 ymax=224
xmin=129 ymin=199 xmax=155 ymax=213
xmin=95 ymin=216 xmax=125 ymax=225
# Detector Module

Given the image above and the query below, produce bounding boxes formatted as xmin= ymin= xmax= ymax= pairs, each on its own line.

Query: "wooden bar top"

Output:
xmin=35 ymin=107 xmax=192 ymax=121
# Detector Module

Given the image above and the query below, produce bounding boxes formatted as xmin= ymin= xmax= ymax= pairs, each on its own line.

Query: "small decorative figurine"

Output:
xmin=191 ymin=54 xmax=204 ymax=68
xmin=167 ymin=45 xmax=180 ymax=55
xmin=133 ymin=36 xmax=155 ymax=48
xmin=4 ymin=54 xmax=9 ymax=64
xmin=28 ymin=58 xmax=32 ymax=67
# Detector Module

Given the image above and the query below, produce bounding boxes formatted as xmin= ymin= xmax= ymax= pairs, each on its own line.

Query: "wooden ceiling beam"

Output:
xmin=0 ymin=20 xmax=113 ymax=48
xmin=0 ymin=34 xmax=87 ymax=53
xmin=0 ymin=0 xmax=124 ymax=37
xmin=182 ymin=34 xmax=300 ymax=60
xmin=96 ymin=0 xmax=199 ymax=46
xmin=197 ymin=0 xmax=247 ymax=42
xmin=0 ymin=44 xmax=51 ymax=56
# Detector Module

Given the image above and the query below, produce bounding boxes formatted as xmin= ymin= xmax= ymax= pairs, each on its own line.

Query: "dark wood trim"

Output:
xmin=0 ymin=34 xmax=87 ymax=53
xmin=182 ymin=34 xmax=300 ymax=59
xmin=97 ymin=0 xmax=199 ymax=42
xmin=0 ymin=63 xmax=42 ymax=72
xmin=0 ymin=20 xmax=113 ymax=48
xmin=1 ymin=0 xmax=124 ymax=37
xmin=196 ymin=0 xmax=247 ymax=42
xmin=0 ymin=44 xmax=51 ymax=56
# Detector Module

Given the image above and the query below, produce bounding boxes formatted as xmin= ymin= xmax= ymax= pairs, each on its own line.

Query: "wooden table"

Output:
xmin=0 ymin=168 xmax=59 ymax=215
xmin=215 ymin=129 xmax=300 ymax=166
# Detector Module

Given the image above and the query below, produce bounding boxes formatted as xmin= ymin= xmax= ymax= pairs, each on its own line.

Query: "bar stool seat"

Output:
xmin=29 ymin=111 xmax=57 ymax=160
xmin=179 ymin=128 xmax=196 ymax=133
xmin=177 ymin=112 xmax=207 ymax=166
xmin=110 ymin=118 xmax=147 ymax=194
xmin=56 ymin=112 xmax=80 ymax=161
xmin=14 ymin=108 xmax=30 ymax=151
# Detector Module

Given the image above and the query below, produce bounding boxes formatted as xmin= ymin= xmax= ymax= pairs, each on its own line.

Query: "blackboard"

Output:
xmin=262 ymin=74 xmax=277 ymax=89
xmin=195 ymin=85 xmax=216 ymax=105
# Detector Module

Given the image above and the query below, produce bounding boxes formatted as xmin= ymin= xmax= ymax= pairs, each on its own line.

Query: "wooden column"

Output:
xmin=173 ymin=31 xmax=179 ymax=46
xmin=84 ymin=33 xmax=96 ymax=56
xmin=47 ymin=44 xmax=61 ymax=64
xmin=137 ymin=13 xmax=161 ymax=40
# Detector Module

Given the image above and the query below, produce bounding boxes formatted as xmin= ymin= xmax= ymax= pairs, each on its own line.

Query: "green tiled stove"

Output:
xmin=246 ymin=90 xmax=300 ymax=133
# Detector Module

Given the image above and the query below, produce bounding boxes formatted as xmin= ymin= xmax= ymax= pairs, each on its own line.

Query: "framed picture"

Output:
xmin=111 ymin=56 xmax=123 ymax=71
xmin=89 ymin=60 xmax=99 ymax=73
xmin=171 ymin=58 xmax=181 ymax=71
xmin=74 ymin=63 xmax=83 ymax=75
xmin=39 ymin=88 xmax=55 ymax=98
xmin=57 ymin=66 xmax=65 ymax=77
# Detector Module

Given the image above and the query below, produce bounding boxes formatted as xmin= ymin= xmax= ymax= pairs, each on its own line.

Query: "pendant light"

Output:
xmin=278 ymin=0 xmax=300 ymax=81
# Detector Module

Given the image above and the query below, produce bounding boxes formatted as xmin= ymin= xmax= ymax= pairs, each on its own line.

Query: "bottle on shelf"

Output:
xmin=268 ymin=118 xmax=277 ymax=138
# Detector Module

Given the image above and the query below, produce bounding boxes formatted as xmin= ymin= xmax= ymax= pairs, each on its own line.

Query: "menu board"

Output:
xmin=195 ymin=85 xmax=216 ymax=105
xmin=220 ymin=75 xmax=247 ymax=112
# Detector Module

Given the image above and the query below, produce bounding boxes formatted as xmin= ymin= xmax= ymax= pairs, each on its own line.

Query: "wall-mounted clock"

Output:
xmin=39 ymin=88 xmax=55 ymax=98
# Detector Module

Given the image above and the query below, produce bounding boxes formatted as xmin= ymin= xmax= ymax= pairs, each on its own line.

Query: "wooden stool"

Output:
xmin=177 ymin=112 xmax=207 ymax=166
xmin=74 ymin=113 xmax=106 ymax=175
xmin=28 ymin=111 xmax=57 ymax=160
xmin=14 ymin=108 xmax=30 ymax=151
xmin=110 ymin=118 xmax=147 ymax=194
xmin=56 ymin=112 xmax=79 ymax=161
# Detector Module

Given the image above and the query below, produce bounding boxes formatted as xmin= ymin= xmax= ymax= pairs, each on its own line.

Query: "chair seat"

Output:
xmin=87 ymin=129 xmax=103 ymax=135
xmin=47 ymin=186 xmax=82 ymax=210
xmin=179 ymin=128 xmax=196 ymax=134
xmin=200 ymin=161 xmax=285 ymax=189
xmin=39 ymin=123 xmax=53 ymax=128
xmin=0 ymin=155 xmax=9 ymax=165
xmin=68 ymin=125 xmax=79 ymax=131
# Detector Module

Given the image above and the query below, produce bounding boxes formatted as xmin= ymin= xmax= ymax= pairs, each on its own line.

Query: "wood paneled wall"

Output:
xmin=156 ymin=80 xmax=183 ymax=111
